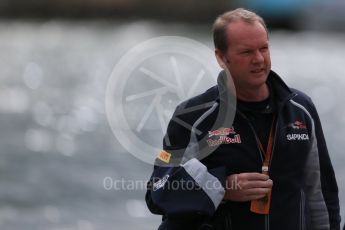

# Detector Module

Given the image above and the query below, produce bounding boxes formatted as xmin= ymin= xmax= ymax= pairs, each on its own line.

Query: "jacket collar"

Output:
xmin=267 ymin=70 xmax=296 ymax=109
xmin=216 ymin=70 xmax=296 ymax=110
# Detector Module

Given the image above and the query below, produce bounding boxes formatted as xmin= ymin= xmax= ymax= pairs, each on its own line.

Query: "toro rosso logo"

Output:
xmin=288 ymin=121 xmax=307 ymax=130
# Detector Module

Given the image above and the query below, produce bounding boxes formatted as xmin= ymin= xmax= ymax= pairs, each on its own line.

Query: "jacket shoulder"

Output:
xmin=290 ymin=88 xmax=318 ymax=117
xmin=163 ymin=86 xmax=218 ymax=152
xmin=291 ymin=88 xmax=312 ymax=102
xmin=177 ymin=85 xmax=218 ymax=110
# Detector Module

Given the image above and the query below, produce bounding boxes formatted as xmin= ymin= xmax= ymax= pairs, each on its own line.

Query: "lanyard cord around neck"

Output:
xmin=255 ymin=115 xmax=276 ymax=174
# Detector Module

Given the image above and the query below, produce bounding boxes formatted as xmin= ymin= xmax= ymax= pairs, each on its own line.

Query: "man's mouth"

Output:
xmin=251 ymin=68 xmax=265 ymax=74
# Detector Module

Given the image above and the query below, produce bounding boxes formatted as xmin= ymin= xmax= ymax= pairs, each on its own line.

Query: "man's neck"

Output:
xmin=236 ymin=84 xmax=269 ymax=102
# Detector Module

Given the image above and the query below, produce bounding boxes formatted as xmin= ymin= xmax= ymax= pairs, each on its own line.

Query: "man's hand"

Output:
xmin=223 ymin=173 xmax=273 ymax=202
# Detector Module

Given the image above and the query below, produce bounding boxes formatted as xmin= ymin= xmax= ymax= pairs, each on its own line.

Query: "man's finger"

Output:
xmin=238 ymin=172 xmax=270 ymax=181
xmin=245 ymin=187 xmax=271 ymax=196
xmin=242 ymin=179 xmax=273 ymax=189
xmin=247 ymin=194 xmax=267 ymax=201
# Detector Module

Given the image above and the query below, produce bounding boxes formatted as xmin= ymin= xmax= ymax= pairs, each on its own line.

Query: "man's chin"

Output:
xmin=250 ymin=70 xmax=268 ymax=77
xmin=247 ymin=74 xmax=268 ymax=84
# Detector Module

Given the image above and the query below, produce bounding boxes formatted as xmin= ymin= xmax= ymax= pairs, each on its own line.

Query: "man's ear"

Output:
xmin=215 ymin=49 xmax=227 ymax=69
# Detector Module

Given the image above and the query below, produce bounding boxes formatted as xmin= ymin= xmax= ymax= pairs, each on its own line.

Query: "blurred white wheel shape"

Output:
xmin=105 ymin=36 xmax=222 ymax=165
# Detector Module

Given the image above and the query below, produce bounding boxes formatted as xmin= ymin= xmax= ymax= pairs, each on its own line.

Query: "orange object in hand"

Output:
xmin=250 ymin=164 xmax=271 ymax=214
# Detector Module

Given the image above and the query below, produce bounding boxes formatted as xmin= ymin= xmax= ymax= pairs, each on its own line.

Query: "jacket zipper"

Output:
xmin=225 ymin=211 xmax=232 ymax=229
xmin=300 ymin=189 xmax=306 ymax=230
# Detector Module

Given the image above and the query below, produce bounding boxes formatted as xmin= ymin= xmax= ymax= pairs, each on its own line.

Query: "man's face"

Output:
xmin=217 ymin=20 xmax=271 ymax=91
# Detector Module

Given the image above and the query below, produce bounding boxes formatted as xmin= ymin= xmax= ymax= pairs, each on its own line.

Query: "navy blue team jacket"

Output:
xmin=146 ymin=70 xmax=340 ymax=230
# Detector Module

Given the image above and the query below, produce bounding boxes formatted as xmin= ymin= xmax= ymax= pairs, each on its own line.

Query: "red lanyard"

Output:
xmin=250 ymin=115 xmax=276 ymax=214
xmin=256 ymin=115 xmax=276 ymax=175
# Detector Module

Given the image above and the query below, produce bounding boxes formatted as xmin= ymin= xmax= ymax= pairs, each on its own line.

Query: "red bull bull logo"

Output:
xmin=208 ymin=127 xmax=236 ymax=137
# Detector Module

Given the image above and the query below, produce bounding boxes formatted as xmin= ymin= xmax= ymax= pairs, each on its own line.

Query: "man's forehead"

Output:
xmin=226 ymin=21 xmax=267 ymax=37
xmin=235 ymin=40 xmax=269 ymax=49
xmin=225 ymin=21 xmax=268 ymax=47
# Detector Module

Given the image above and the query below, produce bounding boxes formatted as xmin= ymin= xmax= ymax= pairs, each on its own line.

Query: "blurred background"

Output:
xmin=0 ymin=0 xmax=344 ymax=229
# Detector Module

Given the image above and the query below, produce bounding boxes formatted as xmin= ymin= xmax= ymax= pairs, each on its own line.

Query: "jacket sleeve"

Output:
xmin=306 ymin=101 xmax=341 ymax=230
xmin=145 ymin=104 xmax=190 ymax=215
xmin=145 ymin=103 xmax=227 ymax=228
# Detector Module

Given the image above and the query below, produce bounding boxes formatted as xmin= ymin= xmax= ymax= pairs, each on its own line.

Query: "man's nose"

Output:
xmin=252 ymin=50 xmax=264 ymax=64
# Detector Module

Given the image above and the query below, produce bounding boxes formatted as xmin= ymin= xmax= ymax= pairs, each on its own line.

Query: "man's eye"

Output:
xmin=260 ymin=47 xmax=268 ymax=51
xmin=241 ymin=50 xmax=250 ymax=54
